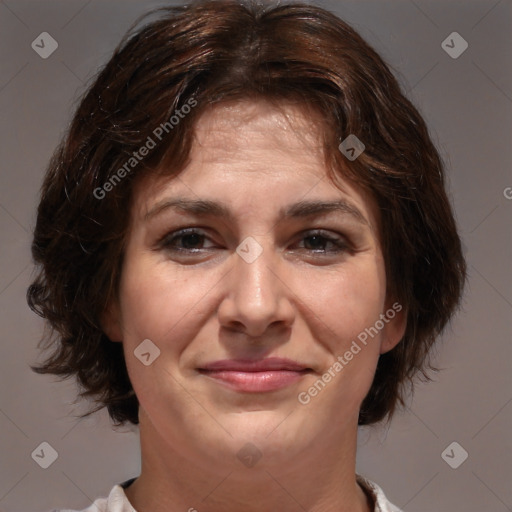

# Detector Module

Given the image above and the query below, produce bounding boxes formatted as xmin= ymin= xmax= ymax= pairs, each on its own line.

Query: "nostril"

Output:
xmin=223 ymin=321 xmax=246 ymax=334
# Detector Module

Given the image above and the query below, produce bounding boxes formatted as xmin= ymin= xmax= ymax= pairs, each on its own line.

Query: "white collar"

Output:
xmin=80 ymin=475 xmax=402 ymax=512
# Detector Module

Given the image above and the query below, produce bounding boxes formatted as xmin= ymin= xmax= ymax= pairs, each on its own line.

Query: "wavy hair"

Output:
xmin=27 ymin=0 xmax=466 ymax=426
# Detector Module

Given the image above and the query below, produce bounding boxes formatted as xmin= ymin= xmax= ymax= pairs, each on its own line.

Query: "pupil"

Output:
xmin=182 ymin=233 xmax=202 ymax=248
xmin=306 ymin=236 xmax=324 ymax=250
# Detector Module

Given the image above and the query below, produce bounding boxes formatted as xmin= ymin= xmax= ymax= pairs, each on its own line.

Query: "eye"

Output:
xmin=158 ymin=228 xmax=351 ymax=261
xmin=160 ymin=228 xmax=217 ymax=252
xmin=293 ymin=230 xmax=349 ymax=254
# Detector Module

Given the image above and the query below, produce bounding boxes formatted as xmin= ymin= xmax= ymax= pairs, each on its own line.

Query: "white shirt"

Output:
xmin=52 ymin=475 xmax=402 ymax=512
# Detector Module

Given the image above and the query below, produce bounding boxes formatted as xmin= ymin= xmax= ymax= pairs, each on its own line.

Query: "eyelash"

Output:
xmin=159 ymin=228 xmax=350 ymax=256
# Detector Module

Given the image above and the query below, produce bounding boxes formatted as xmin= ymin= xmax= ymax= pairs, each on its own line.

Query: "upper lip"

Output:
xmin=199 ymin=358 xmax=311 ymax=372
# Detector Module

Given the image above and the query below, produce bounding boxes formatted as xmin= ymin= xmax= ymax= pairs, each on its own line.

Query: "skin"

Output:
xmin=103 ymin=99 xmax=406 ymax=512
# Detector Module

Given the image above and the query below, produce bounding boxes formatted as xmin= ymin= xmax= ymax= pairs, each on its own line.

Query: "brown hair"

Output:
xmin=27 ymin=0 xmax=466 ymax=426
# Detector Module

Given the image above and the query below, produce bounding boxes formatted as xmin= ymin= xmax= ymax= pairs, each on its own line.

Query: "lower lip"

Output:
xmin=199 ymin=370 xmax=310 ymax=392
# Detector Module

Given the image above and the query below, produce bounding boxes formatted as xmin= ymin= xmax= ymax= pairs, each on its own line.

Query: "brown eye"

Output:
xmin=161 ymin=229 xmax=215 ymax=252
xmin=176 ymin=232 xmax=205 ymax=249
xmin=297 ymin=231 xmax=348 ymax=253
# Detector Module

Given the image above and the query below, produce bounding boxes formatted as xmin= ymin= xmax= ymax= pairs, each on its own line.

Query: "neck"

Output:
xmin=124 ymin=409 xmax=373 ymax=512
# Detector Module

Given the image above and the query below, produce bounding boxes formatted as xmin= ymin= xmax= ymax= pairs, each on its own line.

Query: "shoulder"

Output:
xmin=357 ymin=474 xmax=403 ymax=512
xmin=49 ymin=478 xmax=137 ymax=512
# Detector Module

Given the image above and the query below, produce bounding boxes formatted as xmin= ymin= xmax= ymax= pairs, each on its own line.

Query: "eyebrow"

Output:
xmin=144 ymin=198 xmax=368 ymax=226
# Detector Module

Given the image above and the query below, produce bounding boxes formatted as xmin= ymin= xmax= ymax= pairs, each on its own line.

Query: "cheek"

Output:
xmin=302 ymin=256 xmax=386 ymax=348
xmin=117 ymin=251 xmax=206 ymax=354
xmin=295 ymin=256 xmax=386 ymax=414
xmin=115 ymin=254 xmax=205 ymax=410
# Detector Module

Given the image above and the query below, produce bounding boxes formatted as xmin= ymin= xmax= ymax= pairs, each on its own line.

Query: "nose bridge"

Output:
xmin=218 ymin=237 xmax=294 ymax=335
xmin=234 ymin=240 xmax=279 ymax=309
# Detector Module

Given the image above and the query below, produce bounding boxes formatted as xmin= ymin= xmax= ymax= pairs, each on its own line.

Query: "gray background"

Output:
xmin=0 ymin=0 xmax=511 ymax=511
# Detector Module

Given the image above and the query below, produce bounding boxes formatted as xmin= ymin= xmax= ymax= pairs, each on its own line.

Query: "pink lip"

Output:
xmin=198 ymin=358 xmax=312 ymax=392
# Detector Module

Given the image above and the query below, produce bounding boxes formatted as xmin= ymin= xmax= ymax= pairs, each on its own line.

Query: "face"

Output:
xmin=105 ymin=99 xmax=405 ymax=472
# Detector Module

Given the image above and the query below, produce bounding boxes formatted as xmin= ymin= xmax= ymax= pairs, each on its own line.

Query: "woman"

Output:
xmin=28 ymin=1 xmax=466 ymax=511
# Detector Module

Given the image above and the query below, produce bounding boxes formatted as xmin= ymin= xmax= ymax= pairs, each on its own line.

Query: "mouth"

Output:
xmin=197 ymin=358 xmax=314 ymax=393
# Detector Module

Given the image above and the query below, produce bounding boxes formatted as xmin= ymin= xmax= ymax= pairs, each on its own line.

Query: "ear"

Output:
xmin=379 ymin=299 xmax=407 ymax=354
xmin=100 ymin=298 xmax=123 ymax=342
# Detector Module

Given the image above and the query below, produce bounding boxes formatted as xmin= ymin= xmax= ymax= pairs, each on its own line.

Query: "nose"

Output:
xmin=217 ymin=241 xmax=295 ymax=338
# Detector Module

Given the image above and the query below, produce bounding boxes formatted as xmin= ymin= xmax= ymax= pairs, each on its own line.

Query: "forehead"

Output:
xmin=191 ymin=99 xmax=325 ymax=156
xmin=130 ymin=99 xmax=380 ymax=233
xmin=182 ymin=100 xmax=330 ymax=191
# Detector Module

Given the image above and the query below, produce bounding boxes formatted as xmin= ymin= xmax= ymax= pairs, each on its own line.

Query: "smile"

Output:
xmin=197 ymin=357 xmax=313 ymax=392
xmin=198 ymin=369 xmax=312 ymax=392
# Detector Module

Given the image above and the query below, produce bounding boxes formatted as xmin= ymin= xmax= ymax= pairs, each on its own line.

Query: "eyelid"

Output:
xmin=293 ymin=229 xmax=351 ymax=250
xmin=157 ymin=226 xmax=354 ymax=258
xmin=159 ymin=227 xmax=218 ymax=250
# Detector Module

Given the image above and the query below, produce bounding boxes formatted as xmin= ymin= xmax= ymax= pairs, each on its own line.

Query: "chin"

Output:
xmin=221 ymin=410 xmax=316 ymax=458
